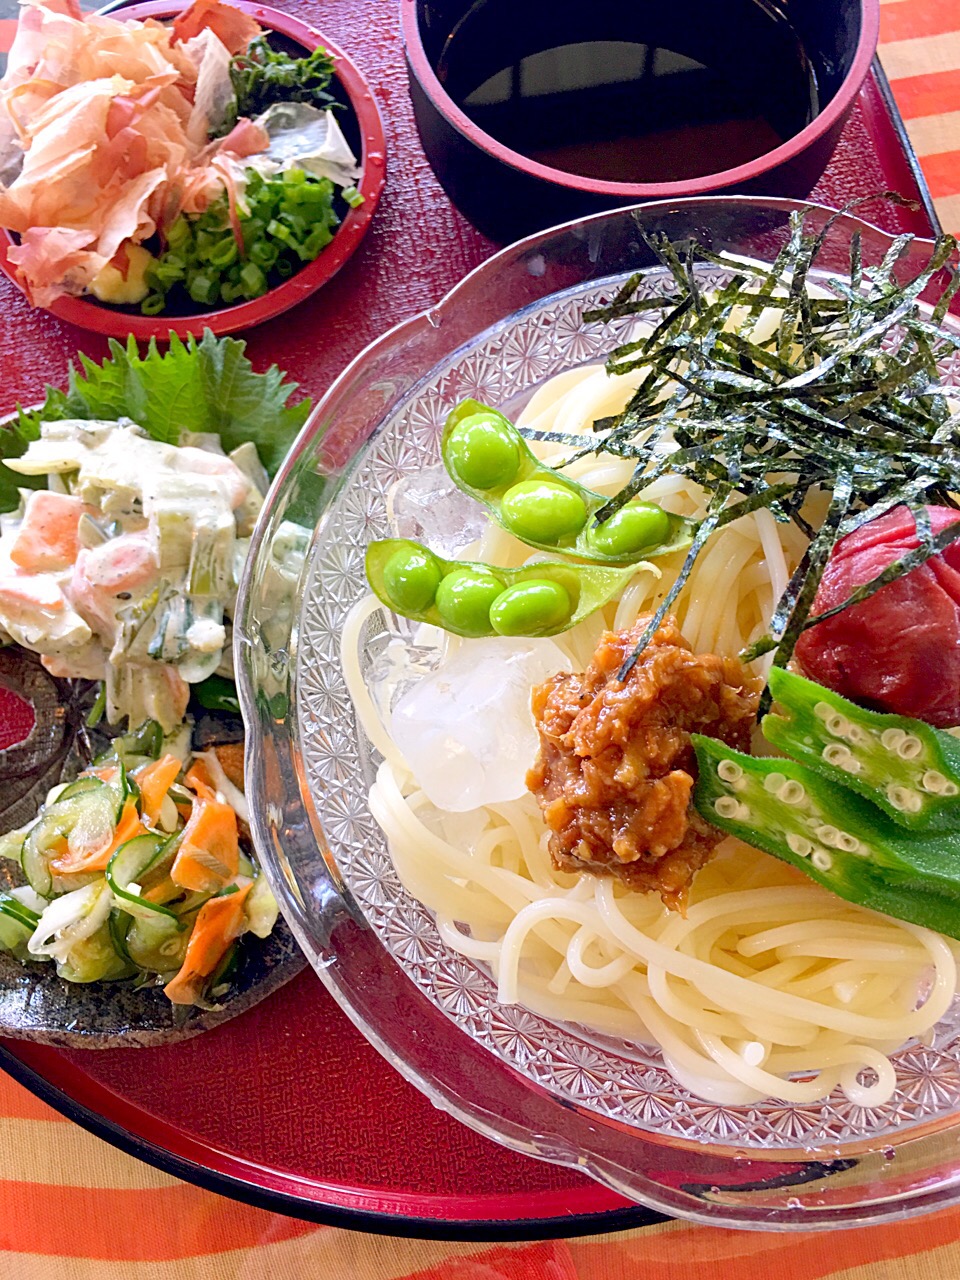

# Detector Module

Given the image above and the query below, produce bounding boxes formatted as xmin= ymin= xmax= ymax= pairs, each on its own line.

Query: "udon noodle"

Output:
xmin=341 ymin=363 xmax=960 ymax=1107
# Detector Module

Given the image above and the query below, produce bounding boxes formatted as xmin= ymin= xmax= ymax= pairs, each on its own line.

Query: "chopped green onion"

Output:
xmin=208 ymin=237 xmax=239 ymax=269
xmin=239 ymin=262 xmax=268 ymax=297
xmin=187 ymin=272 xmax=220 ymax=306
xmin=86 ymin=683 xmax=106 ymax=728
xmin=249 ymin=240 xmax=278 ymax=270
xmin=143 ymin=167 xmax=342 ymax=314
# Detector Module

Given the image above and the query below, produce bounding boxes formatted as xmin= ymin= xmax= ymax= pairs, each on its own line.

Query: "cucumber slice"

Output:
xmin=56 ymin=920 xmax=136 ymax=983
xmin=125 ymin=912 xmax=188 ymax=972
xmin=245 ymin=874 xmax=278 ymax=939
xmin=0 ymin=893 xmax=40 ymax=959
xmin=107 ymin=833 xmax=179 ymax=921
xmin=118 ymin=721 xmax=164 ymax=763
xmin=22 ymin=781 xmax=118 ymax=894
xmin=92 ymin=721 xmax=164 ymax=772
xmin=0 ymin=826 xmax=29 ymax=865
xmin=109 ymin=765 xmax=139 ymax=821
xmin=21 ymin=836 xmax=54 ymax=897
xmin=206 ymin=942 xmax=238 ymax=997
xmin=0 ymin=893 xmax=40 ymax=932
xmin=108 ymin=909 xmax=134 ymax=964
xmin=55 ymin=777 xmax=103 ymax=804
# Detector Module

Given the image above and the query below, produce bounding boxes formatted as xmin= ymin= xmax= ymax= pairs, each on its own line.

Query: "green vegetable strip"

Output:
xmin=692 ymin=734 xmax=960 ymax=942
xmin=0 ymin=894 xmax=39 ymax=931
xmin=762 ymin=668 xmax=960 ymax=832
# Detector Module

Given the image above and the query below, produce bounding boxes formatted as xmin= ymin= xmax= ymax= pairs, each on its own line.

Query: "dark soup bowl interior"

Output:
xmin=401 ymin=0 xmax=879 ymax=241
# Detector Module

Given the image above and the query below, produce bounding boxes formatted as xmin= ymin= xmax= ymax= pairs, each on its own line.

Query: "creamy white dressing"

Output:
xmin=0 ymin=418 xmax=267 ymax=731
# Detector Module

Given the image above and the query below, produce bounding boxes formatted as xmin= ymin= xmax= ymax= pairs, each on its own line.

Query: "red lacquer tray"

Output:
xmin=0 ymin=0 xmax=944 ymax=1238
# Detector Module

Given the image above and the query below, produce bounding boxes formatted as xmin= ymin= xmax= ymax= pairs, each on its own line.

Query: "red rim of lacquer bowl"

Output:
xmin=399 ymin=0 xmax=881 ymax=200
xmin=0 ymin=1 xmax=387 ymax=341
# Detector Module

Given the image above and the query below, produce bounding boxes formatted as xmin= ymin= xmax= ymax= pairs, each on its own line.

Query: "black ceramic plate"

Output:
xmin=0 ymin=648 xmax=303 ymax=1048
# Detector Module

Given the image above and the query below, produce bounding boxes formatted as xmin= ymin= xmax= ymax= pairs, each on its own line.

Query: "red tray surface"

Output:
xmin=0 ymin=0 xmax=941 ymax=1234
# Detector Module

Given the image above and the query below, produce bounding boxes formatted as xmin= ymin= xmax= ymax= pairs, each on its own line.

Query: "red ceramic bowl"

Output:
xmin=0 ymin=0 xmax=386 ymax=340
xmin=401 ymin=0 xmax=881 ymax=242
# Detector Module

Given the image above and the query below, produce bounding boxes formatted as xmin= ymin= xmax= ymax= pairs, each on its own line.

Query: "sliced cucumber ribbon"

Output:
xmin=106 ymin=833 xmax=181 ymax=921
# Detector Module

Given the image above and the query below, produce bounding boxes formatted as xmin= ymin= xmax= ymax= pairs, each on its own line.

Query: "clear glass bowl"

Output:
xmin=235 ymin=196 xmax=960 ymax=1229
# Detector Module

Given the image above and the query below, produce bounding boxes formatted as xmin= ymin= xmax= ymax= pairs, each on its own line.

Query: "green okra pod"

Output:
xmin=692 ymin=733 xmax=960 ymax=942
xmin=763 ymin=668 xmax=960 ymax=832
xmin=366 ymin=538 xmax=641 ymax=639
xmin=441 ymin=400 xmax=694 ymax=565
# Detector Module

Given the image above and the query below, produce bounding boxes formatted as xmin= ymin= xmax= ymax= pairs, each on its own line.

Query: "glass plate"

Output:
xmin=236 ymin=196 xmax=960 ymax=1228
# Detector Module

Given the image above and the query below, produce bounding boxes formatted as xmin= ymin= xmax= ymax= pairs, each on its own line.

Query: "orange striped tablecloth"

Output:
xmin=1 ymin=3 xmax=960 ymax=1278
xmin=4 ymin=1056 xmax=960 ymax=1278
xmin=879 ymin=0 xmax=960 ymax=234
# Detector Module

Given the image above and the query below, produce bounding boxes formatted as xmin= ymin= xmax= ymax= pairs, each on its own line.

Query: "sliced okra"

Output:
xmin=692 ymin=734 xmax=960 ymax=942
xmin=366 ymin=538 xmax=639 ymax=639
xmin=441 ymin=400 xmax=693 ymax=565
xmin=763 ymin=668 xmax=960 ymax=832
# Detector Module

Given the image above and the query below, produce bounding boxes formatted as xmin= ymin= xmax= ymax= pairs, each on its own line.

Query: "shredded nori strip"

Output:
xmin=521 ymin=206 xmax=960 ymax=697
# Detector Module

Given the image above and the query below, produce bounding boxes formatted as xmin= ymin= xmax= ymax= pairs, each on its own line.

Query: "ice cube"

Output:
xmin=387 ymin=464 xmax=486 ymax=558
xmin=391 ymin=637 xmax=572 ymax=811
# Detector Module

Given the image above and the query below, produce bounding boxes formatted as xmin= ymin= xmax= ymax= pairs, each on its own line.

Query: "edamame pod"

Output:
xmin=763 ymin=668 xmax=960 ymax=833
xmin=366 ymin=539 xmax=644 ymax=639
xmin=441 ymin=400 xmax=694 ymax=564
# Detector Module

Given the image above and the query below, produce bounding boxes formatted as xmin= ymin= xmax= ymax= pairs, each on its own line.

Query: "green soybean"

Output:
xmin=588 ymin=503 xmax=672 ymax=557
xmin=501 ymin=480 xmax=587 ymax=544
xmin=490 ymin=580 xmax=571 ymax=637
xmin=441 ymin=399 xmax=693 ymax=565
xmin=435 ymin=567 xmax=504 ymax=636
xmin=445 ymin=413 xmax=520 ymax=490
xmin=366 ymin=539 xmax=638 ymax=639
xmin=383 ymin=546 xmax=443 ymax=613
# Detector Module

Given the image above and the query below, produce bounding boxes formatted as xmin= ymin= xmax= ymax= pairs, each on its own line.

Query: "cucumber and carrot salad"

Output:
xmin=0 ymin=720 xmax=277 ymax=1007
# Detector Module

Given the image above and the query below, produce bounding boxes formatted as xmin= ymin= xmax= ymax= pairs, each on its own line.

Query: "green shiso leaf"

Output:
xmin=11 ymin=330 xmax=310 ymax=492
xmin=568 ymin=206 xmax=960 ymax=682
xmin=0 ymin=410 xmax=43 ymax=514
xmin=220 ymin=36 xmax=338 ymax=135
xmin=192 ymin=674 xmax=242 ymax=715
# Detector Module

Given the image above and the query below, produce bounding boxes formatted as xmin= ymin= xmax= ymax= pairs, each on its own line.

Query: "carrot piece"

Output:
xmin=134 ymin=754 xmax=182 ymax=826
xmin=183 ymin=760 xmax=217 ymax=803
xmin=141 ymin=875 xmax=178 ymax=905
xmin=9 ymin=491 xmax=84 ymax=572
xmin=51 ymin=798 xmax=141 ymax=874
xmin=170 ymin=797 xmax=239 ymax=891
xmin=163 ymin=880 xmax=252 ymax=1006
xmin=90 ymin=764 xmax=120 ymax=784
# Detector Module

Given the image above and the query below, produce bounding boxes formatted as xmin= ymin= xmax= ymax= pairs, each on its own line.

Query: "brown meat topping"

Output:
xmin=526 ymin=616 xmax=760 ymax=909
